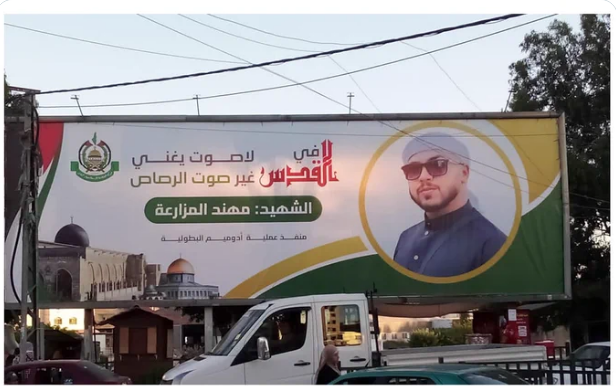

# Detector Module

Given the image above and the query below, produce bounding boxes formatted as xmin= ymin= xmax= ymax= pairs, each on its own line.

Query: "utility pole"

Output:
xmin=503 ymin=89 xmax=513 ymax=112
xmin=194 ymin=95 xmax=201 ymax=116
xmin=19 ymin=91 xmax=41 ymax=362
xmin=71 ymin=95 xmax=84 ymax=117
xmin=347 ymin=92 xmax=355 ymax=114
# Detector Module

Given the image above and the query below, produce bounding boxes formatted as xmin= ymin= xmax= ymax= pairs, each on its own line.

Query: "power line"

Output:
xmin=39 ymin=14 xmax=554 ymax=109
xmin=203 ymin=14 xmax=477 ymax=113
xmin=400 ymin=41 xmax=482 ymax=111
xmin=328 ymin=56 xmax=383 ymax=113
xmin=151 ymin=14 xmax=383 ymax=127
xmin=180 ymin=14 xmax=382 ymax=113
xmin=157 ymin=15 xmax=609 ymax=207
xmin=39 ymin=97 xmax=194 ymax=109
xmin=207 ymin=14 xmax=364 ymax=46
xmin=42 ymin=14 xmax=580 ymax=203
xmin=4 ymin=23 xmax=245 ymax=65
xmin=108 ymin=14 xmax=562 ymax=202
xmin=205 ymin=13 xmax=484 ymax=113
xmin=31 ymin=13 xmax=525 ymax=96
xmin=208 ymin=14 xmax=515 ymax=48
xmin=123 ymin=15 xmax=528 ymax=188
xmin=197 ymin=15 xmax=381 ymax=113
xmin=144 ymin=14 xmax=537 ymax=187
xmin=178 ymin=15 xmax=319 ymax=53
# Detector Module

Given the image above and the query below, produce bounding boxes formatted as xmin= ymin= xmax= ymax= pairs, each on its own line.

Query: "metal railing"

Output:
xmin=342 ymin=353 xmax=610 ymax=385
xmin=456 ymin=358 xmax=610 ymax=385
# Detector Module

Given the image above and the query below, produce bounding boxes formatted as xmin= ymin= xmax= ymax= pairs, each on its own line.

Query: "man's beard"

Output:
xmin=410 ymin=185 xmax=459 ymax=214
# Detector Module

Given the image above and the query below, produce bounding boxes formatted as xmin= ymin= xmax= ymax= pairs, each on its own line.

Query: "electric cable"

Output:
xmin=32 ymin=14 xmax=607 ymax=206
xmin=207 ymin=13 xmax=515 ymax=47
xmin=177 ymin=15 xmax=319 ymax=53
xmin=147 ymin=13 xmax=572 ymax=201
xmin=4 ymin=23 xmax=245 ymax=64
xmin=207 ymin=14 xmax=482 ymax=111
xmin=174 ymin=15 xmax=610 ymax=207
xmin=400 ymin=41 xmax=482 ymax=111
xmin=203 ymin=14 xmax=481 ymax=112
xmin=38 ymin=14 xmax=553 ymax=109
xmin=30 ymin=13 xmax=526 ymax=95
xmin=180 ymin=15 xmax=381 ymax=112
xmin=208 ymin=14 xmax=364 ymax=46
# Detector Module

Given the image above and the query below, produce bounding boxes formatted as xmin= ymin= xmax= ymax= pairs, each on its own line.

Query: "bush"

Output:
xmin=409 ymin=325 xmax=473 ymax=347
xmin=435 ymin=325 xmax=473 ymax=346
xmin=409 ymin=329 xmax=439 ymax=347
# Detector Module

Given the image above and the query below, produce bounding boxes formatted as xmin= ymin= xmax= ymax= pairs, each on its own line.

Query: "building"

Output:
xmin=322 ymin=305 xmax=362 ymax=346
xmin=152 ymin=258 xmax=219 ymax=300
xmin=38 ymin=222 xmax=147 ymax=302
xmin=98 ymin=307 xmax=178 ymax=383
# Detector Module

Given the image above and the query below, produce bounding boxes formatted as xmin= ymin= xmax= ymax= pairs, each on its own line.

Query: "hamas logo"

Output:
xmin=70 ymin=133 xmax=119 ymax=182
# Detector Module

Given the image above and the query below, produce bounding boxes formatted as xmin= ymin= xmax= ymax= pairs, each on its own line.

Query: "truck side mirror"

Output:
xmin=257 ymin=337 xmax=270 ymax=361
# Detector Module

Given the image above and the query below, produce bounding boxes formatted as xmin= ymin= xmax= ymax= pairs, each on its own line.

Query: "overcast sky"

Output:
xmin=5 ymin=13 xmax=582 ymax=116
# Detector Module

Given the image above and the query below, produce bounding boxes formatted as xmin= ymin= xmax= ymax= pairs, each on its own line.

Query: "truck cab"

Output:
xmin=162 ymin=294 xmax=372 ymax=384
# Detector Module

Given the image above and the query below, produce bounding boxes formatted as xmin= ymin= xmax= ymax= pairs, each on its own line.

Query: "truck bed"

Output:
xmin=381 ymin=344 xmax=547 ymax=366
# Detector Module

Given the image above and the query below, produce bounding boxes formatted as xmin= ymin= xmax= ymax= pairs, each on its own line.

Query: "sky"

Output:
xmin=4 ymin=13 xmax=583 ymax=117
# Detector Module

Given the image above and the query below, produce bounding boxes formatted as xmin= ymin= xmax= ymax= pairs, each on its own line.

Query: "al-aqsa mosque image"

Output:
xmin=144 ymin=257 xmax=220 ymax=300
xmin=38 ymin=221 xmax=219 ymax=303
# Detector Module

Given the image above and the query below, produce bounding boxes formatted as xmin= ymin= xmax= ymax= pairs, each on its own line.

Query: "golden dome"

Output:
xmin=88 ymin=149 xmax=102 ymax=159
xmin=167 ymin=258 xmax=194 ymax=274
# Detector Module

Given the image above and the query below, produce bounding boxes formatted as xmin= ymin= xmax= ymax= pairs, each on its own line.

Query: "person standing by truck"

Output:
xmin=316 ymin=345 xmax=341 ymax=384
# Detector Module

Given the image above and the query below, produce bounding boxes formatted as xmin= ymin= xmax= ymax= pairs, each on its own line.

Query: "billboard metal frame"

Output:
xmin=6 ymin=112 xmax=571 ymax=308
xmin=38 ymin=111 xmax=561 ymax=123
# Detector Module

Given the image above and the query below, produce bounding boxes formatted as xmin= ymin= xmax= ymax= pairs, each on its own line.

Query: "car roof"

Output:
xmin=582 ymin=342 xmax=610 ymax=347
xmin=6 ymin=360 xmax=88 ymax=371
xmin=341 ymin=364 xmax=507 ymax=376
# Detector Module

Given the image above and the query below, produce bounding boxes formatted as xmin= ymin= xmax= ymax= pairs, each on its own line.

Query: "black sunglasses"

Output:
xmin=401 ymin=158 xmax=456 ymax=181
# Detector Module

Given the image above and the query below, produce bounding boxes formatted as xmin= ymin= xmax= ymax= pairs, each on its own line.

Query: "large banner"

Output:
xmin=4 ymin=115 xmax=570 ymax=304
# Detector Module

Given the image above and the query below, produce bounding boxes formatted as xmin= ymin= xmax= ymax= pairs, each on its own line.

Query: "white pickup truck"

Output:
xmin=161 ymin=293 xmax=547 ymax=384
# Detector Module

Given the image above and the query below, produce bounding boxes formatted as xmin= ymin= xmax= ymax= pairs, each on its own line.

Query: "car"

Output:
xmin=550 ymin=342 xmax=610 ymax=385
xmin=329 ymin=364 xmax=529 ymax=384
xmin=5 ymin=360 xmax=131 ymax=385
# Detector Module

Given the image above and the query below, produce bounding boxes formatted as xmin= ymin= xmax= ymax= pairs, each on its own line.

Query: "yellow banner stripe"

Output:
xmin=490 ymin=119 xmax=560 ymax=205
xmin=224 ymin=237 xmax=368 ymax=298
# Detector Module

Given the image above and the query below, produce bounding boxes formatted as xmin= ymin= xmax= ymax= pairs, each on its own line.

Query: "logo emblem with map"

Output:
xmin=70 ymin=132 xmax=119 ymax=182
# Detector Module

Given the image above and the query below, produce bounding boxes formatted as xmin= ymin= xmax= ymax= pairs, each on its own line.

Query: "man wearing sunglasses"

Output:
xmin=393 ymin=133 xmax=506 ymax=277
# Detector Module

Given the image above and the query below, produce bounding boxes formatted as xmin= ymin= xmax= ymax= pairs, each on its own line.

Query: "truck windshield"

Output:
xmin=207 ymin=309 xmax=265 ymax=356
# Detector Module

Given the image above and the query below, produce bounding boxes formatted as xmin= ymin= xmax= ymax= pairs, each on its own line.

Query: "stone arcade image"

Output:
xmin=38 ymin=222 xmax=219 ymax=302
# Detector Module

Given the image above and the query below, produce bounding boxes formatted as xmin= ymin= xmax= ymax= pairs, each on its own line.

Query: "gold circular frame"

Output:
xmin=358 ymin=121 xmax=522 ymax=284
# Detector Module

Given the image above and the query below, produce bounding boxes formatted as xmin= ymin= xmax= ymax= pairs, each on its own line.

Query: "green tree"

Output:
xmin=508 ymin=14 xmax=610 ymax=343
xmin=4 ymin=74 xmax=25 ymax=116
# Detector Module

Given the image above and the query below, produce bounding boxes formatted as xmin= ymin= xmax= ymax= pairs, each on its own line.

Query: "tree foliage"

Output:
xmin=4 ymin=74 xmax=26 ymax=116
xmin=508 ymin=14 xmax=610 ymax=333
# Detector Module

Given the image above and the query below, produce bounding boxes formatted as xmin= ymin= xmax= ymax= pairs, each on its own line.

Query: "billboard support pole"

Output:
xmin=203 ymin=307 xmax=214 ymax=352
xmin=558 ymin=113 xmax=572 ymax=299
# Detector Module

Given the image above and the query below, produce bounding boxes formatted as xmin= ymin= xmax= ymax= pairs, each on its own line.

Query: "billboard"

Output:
xmin=4 ymin=113 xmax=570 ymax=305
